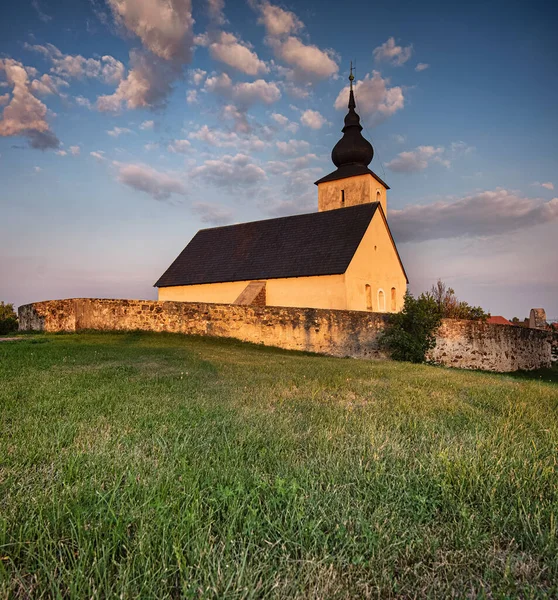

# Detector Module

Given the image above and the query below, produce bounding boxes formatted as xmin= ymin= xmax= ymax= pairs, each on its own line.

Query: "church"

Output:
xmin=155 ymin=75 xmax=408 ymax=313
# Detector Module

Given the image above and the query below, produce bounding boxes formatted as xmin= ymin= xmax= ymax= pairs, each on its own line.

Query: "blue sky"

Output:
xmin=1 ymin=0 xmax=556 ymax=319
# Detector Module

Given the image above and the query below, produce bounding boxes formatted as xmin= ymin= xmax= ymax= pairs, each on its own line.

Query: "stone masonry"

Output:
xmin=18 ymin=298 xmax=553 ymax=372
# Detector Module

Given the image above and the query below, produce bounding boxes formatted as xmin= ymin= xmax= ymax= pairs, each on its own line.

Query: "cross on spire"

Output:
xmin=349 ymin=61 xmax=355 ymax=90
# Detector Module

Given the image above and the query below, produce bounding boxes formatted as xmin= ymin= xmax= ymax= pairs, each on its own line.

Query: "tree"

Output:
xmin=426 ymin=280 xmax=489 ymax=320
xmin=379 ymin=292 xmax=442 ymax=363
xmin=0 ymin=302 xmax=18 ymax=335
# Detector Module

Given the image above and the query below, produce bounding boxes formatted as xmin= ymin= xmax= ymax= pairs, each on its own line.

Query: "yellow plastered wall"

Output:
xmin=344 ymin=211 xmax=407 ymax=312
xmin=318 ymin=173 xmax=387 ymax=215
xmin=158 ymin=274 xmax=348 ymax=310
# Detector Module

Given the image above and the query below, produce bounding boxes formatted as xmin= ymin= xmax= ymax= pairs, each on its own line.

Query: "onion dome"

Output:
xmin=331 ymin=77 xmax=374 ymax=169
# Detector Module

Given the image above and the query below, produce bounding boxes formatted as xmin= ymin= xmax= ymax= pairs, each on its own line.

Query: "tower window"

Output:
xmin=391 ymin=287 xmax=396 ymax=311
xmin=341 ymin=189 xmax=345 ymax=206
xmin=376 ymin=190 xmax=381 ymax=203
xmin=365 ymin=284 xmax=372 ymax=310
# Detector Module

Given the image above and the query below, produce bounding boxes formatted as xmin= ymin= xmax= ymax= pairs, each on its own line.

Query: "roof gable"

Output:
xmin=155 ymin=203 xmax=379 ymax=288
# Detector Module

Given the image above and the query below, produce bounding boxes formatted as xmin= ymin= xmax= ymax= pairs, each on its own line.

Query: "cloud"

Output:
xmin=190 ymin=68 xmax=207 ymax=85
xmin=190 ymin=153 xmax=266 ymax=188
xmin=204 ymin=72 xmax=281 ymax=107
xmin=271 ymin=112 xmax=298 ymax=132
xmin=75 ymin=95 xmax=92 ymax=109
xmin=69 ymin=145 xmax=80 ymax=155
xmin=206 ymin=0 xmax=226 ymax=25
xmin=233 ymin=79 xmax=281 ymax=106
xmin=266 ymin=154 xmax=318 ymax=175
xmin=389 ymin=189 xmax=558 ymax=243
xmin=189 ymin=124 xmax=266 ymax=151
xmin=96 ymin=0 xmax=195 ymax=112
xmin=34 ymin=166 xmax=42 ymax=172
xmin=191 ymin=201 xmax=233 ymax=225
xmin=167 ymin=139 xmax=191 ymax=153
xmin=334 ymin=71 xmax=404 ymax=124
xmin=0 ymin=93 xmax=9 ymax=106
xmin=386 ymin=141 xmax=474 ymax=172
xmin=262 ymin=164 xmax=322 ymax=217
xmin=257 ymin=2 xmax=303 ymax=37
xmin=114 ymin=161 xmax=186 ymax=200
xmin=207 ymin=32 xmax=268 ymax=76
xmin=450 ymin=140 xmax=475 ymax=155
xmin=415 ymin=63 xmax=429 ymax=72
xmin=26 ymin=43 xmax=125 ymax=84
xmin=0 ymin=58 xmax=59 ymax=149
xmin=264 ymin=190 xmax=315 ymax=217
xmin=300 ymin=109 xmax=326 ymax=130
xmin=140 ymin=119 xmax=154 ymax=130
xmin=97 ymin=50 xmax=181 ymax=111
xmin=31 ymin=0 xmax=52 ymax=22
xmin=268 ymin=36 xmax=338 ymax=82
xmin=106 ymin=0 xmax=194 ymax=62
xmin=386 ymin=145 xmax=446 ymax=172
xmin=278 ymin=79 xmax=311 ymax=99
xmin=221 ymin=103 xmax=250 ymax=132
xmin=186 ymin=89 xmax=198 ymax=104
xmin=107 ymin=126 xmax=133 ymax=137
xmin=55 ymin=150 xmax=67 ymax=156
xmin=533 ymin=181 xmax=554 ymax=191
xmin=276 ymin=139 xmax=310 ymax=156
xmin=90 ymin=150 xmax=106 ymax=161
xmin=373 ymin=37 xmax=413 ymax=66
xmin=254 ymin=2 xmax=337 ymax=82
xmin=30 ymin=74 xmax=69 ymax=96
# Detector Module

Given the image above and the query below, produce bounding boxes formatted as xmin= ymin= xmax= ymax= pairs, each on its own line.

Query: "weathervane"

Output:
xmin=349 ymin=61 xmax=355 ymax=90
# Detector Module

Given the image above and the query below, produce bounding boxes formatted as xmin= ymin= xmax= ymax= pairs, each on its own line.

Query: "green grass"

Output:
xmin=1 ymin=332 xmax=557 ymax=599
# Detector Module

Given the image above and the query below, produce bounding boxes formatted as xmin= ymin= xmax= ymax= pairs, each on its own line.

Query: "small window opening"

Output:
xmin=391 ymin=287 xmax=397 ymax=311
xmin=341 ymin=189 xmax=345 ymax=206
xmin=365 ymin=284 xmax=372 ymax=311
xmin=378 ymin=289 xmax=385 ymax=312
xmin=376 ymin=190 xmax=381 ymax=203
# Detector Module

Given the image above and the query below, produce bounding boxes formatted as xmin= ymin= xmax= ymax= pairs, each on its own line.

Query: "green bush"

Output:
xmin=0 ymin=301 xmax=18 ymax=335
xmin=379 ymin=292 xmax=442 ymax=363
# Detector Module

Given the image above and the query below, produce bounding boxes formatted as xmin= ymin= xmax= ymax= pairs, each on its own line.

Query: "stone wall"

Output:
xmin=19 ymin=299 xmax=389 ymax=359
xmin=427 ymin=319 xmax=552 ymax=372
xmin=18 ymin=298 xmax=553 ymax=372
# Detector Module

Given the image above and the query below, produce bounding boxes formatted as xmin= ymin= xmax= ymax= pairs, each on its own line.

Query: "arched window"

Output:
xmin=365 ymin=284 xmax=372 ymax=311
xmin=378 ymin=289 xmax=385 ymax=312
xmin=391 ymin=287 xmax=397 ymax=311
xmin=341 ymin=189 xmax=345 ymax=206
xmin=376 ymin=190 xmax=381 ymax=203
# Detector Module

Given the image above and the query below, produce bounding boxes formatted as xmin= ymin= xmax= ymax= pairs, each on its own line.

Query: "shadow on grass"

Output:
xmin=504 ymin=364 xmax=558 ymax=384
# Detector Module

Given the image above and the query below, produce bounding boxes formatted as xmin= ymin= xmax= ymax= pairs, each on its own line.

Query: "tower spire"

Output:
xmin=348 ymin=61 xmax=356 ymax=109
xmin=330 ymin=64 xmax=374 ymax=170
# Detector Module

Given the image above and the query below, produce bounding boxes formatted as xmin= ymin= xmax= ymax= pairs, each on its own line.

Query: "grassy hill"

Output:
xmin=1 ymin=332 xmax=557 ymax=598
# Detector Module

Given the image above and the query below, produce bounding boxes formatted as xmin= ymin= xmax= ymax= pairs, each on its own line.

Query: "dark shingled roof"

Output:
xmin=154 ymin=203 xmax=380 ymax=288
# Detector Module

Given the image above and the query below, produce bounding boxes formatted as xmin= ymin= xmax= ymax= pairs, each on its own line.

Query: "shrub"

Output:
xmin=0 ymin=301 xmax=18 ymax=335
xmin=379 ymin=292 xmax=442 ymax=363
xmin=427 ymin=279 xmax=489 ymax=320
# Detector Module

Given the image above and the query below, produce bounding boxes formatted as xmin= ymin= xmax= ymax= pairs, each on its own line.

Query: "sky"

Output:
xmin=0 ymin=0 xmax=556 ymax=320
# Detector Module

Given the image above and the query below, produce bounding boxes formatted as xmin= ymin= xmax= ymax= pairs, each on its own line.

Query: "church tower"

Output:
xmin=315 ymin=68 xmax=390 ymax=215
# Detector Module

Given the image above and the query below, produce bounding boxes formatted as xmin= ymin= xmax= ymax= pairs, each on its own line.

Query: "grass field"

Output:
xmin=1 ymin=332 xmax=557 ymax=599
